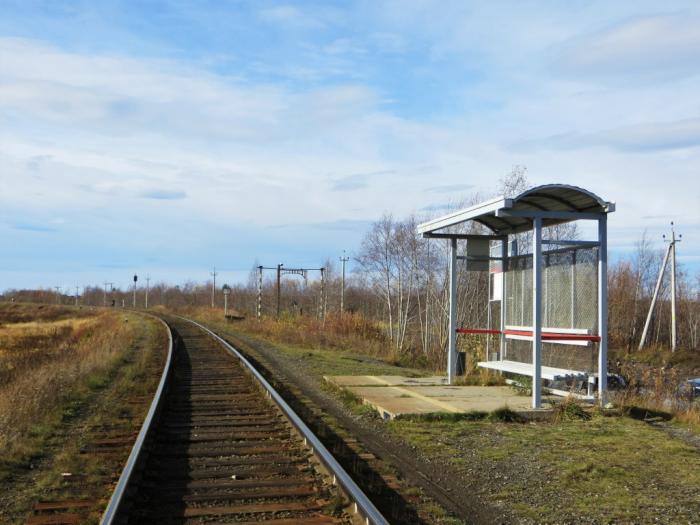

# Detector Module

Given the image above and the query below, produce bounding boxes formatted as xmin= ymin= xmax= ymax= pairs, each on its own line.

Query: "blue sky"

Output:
xmin=1 ymin=1 xmax=699 ymax=292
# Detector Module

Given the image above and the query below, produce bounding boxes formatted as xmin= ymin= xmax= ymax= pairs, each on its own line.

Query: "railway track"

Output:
xmin=101 ymin=316 xmax=387 ymax=525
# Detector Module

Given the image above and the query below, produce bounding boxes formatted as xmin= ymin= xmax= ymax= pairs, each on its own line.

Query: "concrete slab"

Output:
xmin=324 ymin=375 xmax=448 ymax=387
xmin=325 ymin=375 xmax=552 ymax=419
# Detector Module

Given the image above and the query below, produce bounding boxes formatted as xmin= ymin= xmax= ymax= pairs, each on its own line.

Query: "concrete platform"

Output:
xmin=325 ymin=375 xmax=551 ymax=419
xmin=325 ymin=375 xmax=448 ymax=387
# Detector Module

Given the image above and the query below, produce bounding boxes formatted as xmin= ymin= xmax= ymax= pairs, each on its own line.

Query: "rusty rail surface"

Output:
xmin=100 ymin=315 xmax=174 ymax=524
xmin=101 ymin=315 xmax=388 ymax=525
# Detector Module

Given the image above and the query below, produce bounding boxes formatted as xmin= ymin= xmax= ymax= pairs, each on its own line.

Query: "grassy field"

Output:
xmin=173 ymin=306 xmax=430 ymax=377
xmin=388 ymin=414 xmax=700 ymax=523
xmin=0 ymin=302 xmax=166 ymax=523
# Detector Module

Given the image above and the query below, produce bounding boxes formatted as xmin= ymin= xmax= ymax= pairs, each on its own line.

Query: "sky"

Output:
xmin=1 ymin=0 xmax=699 ymax=292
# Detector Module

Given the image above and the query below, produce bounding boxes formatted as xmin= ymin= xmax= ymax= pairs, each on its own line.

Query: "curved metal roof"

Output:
xmin=417 ymin=184 xmax=615 ymax=236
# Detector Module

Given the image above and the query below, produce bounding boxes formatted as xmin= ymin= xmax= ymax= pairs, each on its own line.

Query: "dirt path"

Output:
xmin=223 ymin=330 xmax=514 ymax=524
xmin=649 ymin=420 xmax=700 ymax=452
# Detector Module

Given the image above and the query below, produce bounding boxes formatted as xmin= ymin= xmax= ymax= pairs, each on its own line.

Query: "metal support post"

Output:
xmin=486 ymin=267 xmax=491 ymax=360
xmin=639 ymin=243 xmax=671 ymax=350
xmin=320 ymin=267 xmax=326 ymax=320
xmin=257 ymin=266 xmax=263 ymax=320
xmin=671 ymin=228 xmax=677 ymax=352
xmin=210 ymin=266 xmax=217 ymax=308
xmin=532 ymin=218 xmax=543 ymax=409
xmin=570 ymin=250 xmax=576 ymax=327
xmin=145 ymin=276 xmax=150 ymax=309
xmin=340 ymin=254 xmax=349 ymax=312
xmin=598 ymin=216 xmax=608 ymax=406
xmin=448 ymin=238 xmax=458 ymax=384
xmin=500 ymin=238 xmax=507 ymax=360
xmin=223 ymin=285 xmax=231 ymax=317
xmin=75 ymin=286 xmax=79 ymax=306
xmin=276 ymin=264 xmax=282 ymax=317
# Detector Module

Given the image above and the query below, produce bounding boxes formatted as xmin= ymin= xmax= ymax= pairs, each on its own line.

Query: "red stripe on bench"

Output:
xmin=456 ymin=328 xmax=501 ymax=335
xmin=456 ymin=328 xmax=601 ymax=342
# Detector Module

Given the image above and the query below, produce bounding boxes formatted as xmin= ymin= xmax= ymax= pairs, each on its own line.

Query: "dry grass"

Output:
xmin=170 ymin=306 xmax=392 ymax=360
xmin=0 ymin=302 xmax=95 ymax=324
xmin=609 ymin=359 xmax=700 ymax=431
xmin=0 ymin=307 xmax=144 ymax=479
xmin=452 ymin=367 xmax=506 ymax=387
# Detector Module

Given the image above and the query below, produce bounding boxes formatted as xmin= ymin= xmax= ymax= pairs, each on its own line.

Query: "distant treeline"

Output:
xmin=3 ymin=170 xmax=698 ymax=358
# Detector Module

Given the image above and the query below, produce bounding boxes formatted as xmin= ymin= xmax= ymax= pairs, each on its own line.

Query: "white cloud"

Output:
xmin=554 ymin=14 xmax=700 ymax=83
xmin=0 ymin=25 xmax=699 ymax=288
xmin=517 ymin=117 xmax=700 ymax=152
xmin=258 ymin=5 xmax=324 ymax=30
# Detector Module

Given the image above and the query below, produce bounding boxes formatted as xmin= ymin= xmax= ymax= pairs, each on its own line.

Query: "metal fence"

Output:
xmin=503 ymin=246 xmax=599 ymax=372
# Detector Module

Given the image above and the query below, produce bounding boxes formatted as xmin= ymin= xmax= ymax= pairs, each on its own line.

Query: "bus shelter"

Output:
xmin=417 ymin=184 xmax=615 ymax=408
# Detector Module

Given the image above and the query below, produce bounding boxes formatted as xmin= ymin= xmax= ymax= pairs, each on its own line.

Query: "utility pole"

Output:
xmin=132 ymin=274 xmax=138 ymax=308
xmin=319 ymin=267 xmax=326 ymax=320
xmin=339 ymin=252 xmax=349 ymax=312
xmin=276 ymin=264 xmax=283 ymax=317
xmin=75 ymin=285 xmax=79 ymax=306
xmin=103 ymin=282 xmax=114 ymax=307
xmin=257 ymin=266 xmax=263 ymax=320
xmin=639 ymin=222 xmax=682 ymax=351
xmin=54 ymin=286 xmax=61 ymax=304
xmin=210 ymin=266 xmax=218 ymax=308
xmin=668 ymin=223 xmax=682 ymax=351
xmin=145 ymin=276 xmax=150 ymax=309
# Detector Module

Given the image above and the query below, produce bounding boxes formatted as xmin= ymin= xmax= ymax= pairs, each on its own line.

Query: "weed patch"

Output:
xmin=388 ymin=413 xmax=700 ymax=523
xmin=553 ymin=399 xmax=592 ymax=422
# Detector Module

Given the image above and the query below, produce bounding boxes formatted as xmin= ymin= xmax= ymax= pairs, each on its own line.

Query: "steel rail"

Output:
xmin=100 ymin=316 xmax=174 ymax=525
xmin=181 ymin=316 xmax=390 ymax=525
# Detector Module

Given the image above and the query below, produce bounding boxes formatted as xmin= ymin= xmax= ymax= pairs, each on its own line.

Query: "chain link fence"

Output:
xmin=503 ymin=246 xmax=599 ymax=372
